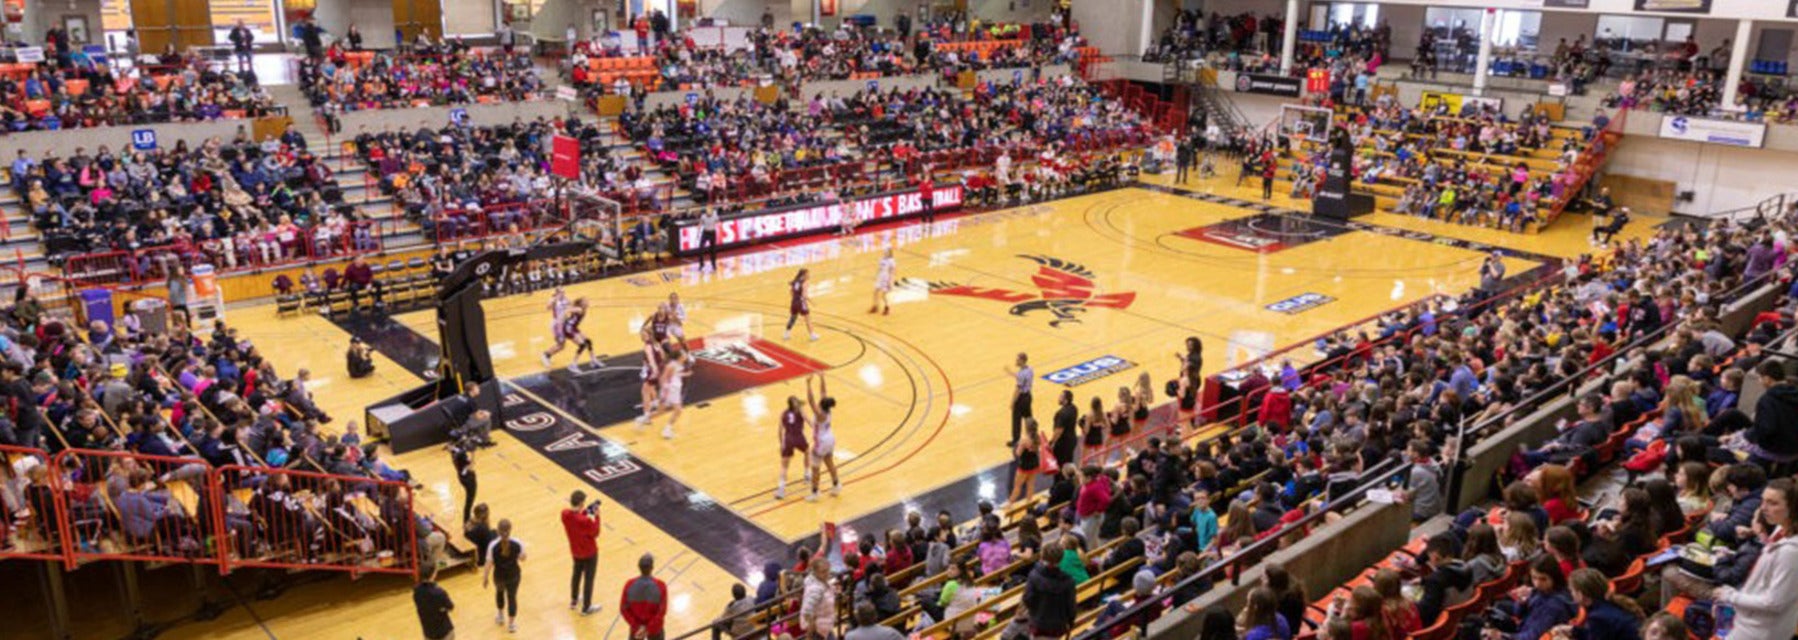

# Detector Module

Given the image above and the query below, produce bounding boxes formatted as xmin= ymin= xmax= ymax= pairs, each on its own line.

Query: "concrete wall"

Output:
xmin=1607 ymin=135 xmax=1798 ymax=216
xmin=1146 ymin=498 xmax=1413 ymax=639
xmin=797 ymin=72 xmax=938 ymax=99
xmin=700 ymin=0 xmax=778 ymax=26
xmin=336 ymin=99 xmax=576 ymax=135
xmin=1072 ymin=0 xmax=1151 ymax=56
xmin=0 ymin=120 xmax=245 ymax=160
xmin=24 ymin=0 xmax=104 ymax=48
xmin=444 ymin=0 xmax=500 ymax=36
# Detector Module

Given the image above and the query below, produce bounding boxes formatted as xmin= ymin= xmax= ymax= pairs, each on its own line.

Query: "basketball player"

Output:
xmin=805 ymin=374 xmax=840 ymax=501
xmin=635 ymin=341 xmax=665 ymax=427
xmin=666 ymin=292 xmax=687 ymax=340
xmin=869 ymin=249 xmax=895 ymax=315
xmin=775 ymin=396 xmax=809 ymax=500
xmin=540 ymin=287 xmax=570 ymax=368
xmin=655 ymin=345 xmax=690 ymax=439
xmin=560 ymin=298 xmax=602 ymax=371
xmin=783 ymin=268 xmax=818 ymax=341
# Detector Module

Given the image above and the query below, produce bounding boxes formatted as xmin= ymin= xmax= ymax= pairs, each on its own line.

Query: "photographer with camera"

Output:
xmin=347 ymin=336 xmax=375 ymax=378
xmin=562 ymin=490 xmax=604 ymax=615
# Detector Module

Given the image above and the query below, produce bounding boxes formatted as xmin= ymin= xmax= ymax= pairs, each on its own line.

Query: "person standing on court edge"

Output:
xmin=698 ymin=207 xmax=720 ymax=272
xmin=1008 ymin=353 xmax=1034 ymax=448
xmin=562 ymin=491 xmax=602 ymax=615
xmin=621 ymin=553 xmax=669 ymax=640
xmin=414 ymin=563 xmax=455 ymax=640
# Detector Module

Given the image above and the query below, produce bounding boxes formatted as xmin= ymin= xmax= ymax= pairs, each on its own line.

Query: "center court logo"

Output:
xmin=691 ymin=342 xmax=782 ymax=373
xmin=910 ymin=254 xmax=1137 ymax=328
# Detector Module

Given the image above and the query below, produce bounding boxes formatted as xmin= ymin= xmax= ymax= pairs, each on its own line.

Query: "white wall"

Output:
xmin=445 ymin=0 xmax=499 ymax=36
xmin=25 ymin=0 xmax=105 ymax=47
xmin=1073 ymin=0 xmax=1150 ymax=55
xmin=315 ymin=0 xmax=399 ymax=49
xmin=1196 ymin=0 xmax=1285 ymax=17
xmin=700 ymin=0 xmax=779 ymax=26
xmin=1607 ymin=136 xmax=1798 ymax=215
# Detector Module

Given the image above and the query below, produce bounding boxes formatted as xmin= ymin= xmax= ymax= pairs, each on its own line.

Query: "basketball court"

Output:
xmin=153 ymin=172 xmax=1660 ymax=640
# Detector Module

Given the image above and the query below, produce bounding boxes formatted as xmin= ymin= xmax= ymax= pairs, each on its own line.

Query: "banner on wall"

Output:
xmin=1420 ymin=90 xmax=1504 ymax=115
xmin=1659 ymin=115 xmax=1766 ymax=148
xmin=1233 ymin=73 xmax=1302 ymax=97
xmin=820 ymin=0 xmax=838 ymax=17
xmin=1634 ymin=0 xmax=1711 ymax=13
xmin=1543 ymin=0 xmax=1590 ymax=7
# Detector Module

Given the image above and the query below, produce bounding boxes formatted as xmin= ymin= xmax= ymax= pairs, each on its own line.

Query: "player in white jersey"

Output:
xmin=666 ymin=292 xmax=687 ymax=340
xmin=540 ymin=287 xmax=570 ymax=368
xmin=868 ymin=249 xmax=895 ymax=315
xmin=654 ymin=345 xmax=691 ymax=439
xmin=635 ymin=341 xmax=665 ymax=427
xmin=805 ymin=374 xmax=840 ymax=501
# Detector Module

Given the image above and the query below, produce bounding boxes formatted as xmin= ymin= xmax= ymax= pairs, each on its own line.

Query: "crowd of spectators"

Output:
xmin=300 ymin=44 xmax=544 ymax=113
xmin=617 ymin=77 xmax=1148 ymax=202
xmin=14 ymin=127 xmax=372 ymax=274
xmin=0 ymin=285 xmax=443 ymax=566
xmin=571 ymin=18 xmax=1086 ymax=94
xmin=1602 ymin=68 xmax=1723 ymax=118
xmin=1302 ymin=99 xmax=1591 ymax=232
xmin=0 ymin=49 xmax=275 ymax=130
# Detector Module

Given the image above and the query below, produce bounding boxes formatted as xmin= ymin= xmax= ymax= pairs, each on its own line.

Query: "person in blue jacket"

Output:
xmin=1550 ymin=568 xmax=1643 ymax=640
xmin=1490 ymin=555 xmax=1578 ymax=640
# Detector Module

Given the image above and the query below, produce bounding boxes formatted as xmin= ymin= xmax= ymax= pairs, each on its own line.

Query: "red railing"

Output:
xmin=61 ymin=217 xmax=396 ymax=287
xmin=210 ymin=465 xmax=420 ymax=577
xmin=4 ymin=447 xmax=423 ymax=576
xmin=52 ymin=448 xmax=224 ymax=568
xmin=0 ymin=445 xmax=63 ymax=562
xmin=1540 ymin=110 xmax=1628 ymax=229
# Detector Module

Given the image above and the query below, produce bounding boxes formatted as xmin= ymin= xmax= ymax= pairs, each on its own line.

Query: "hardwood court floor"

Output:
xmin=134 ymin=174 xmax=1664 ymax=640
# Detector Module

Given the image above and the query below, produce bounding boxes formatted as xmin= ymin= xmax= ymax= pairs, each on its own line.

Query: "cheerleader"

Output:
xmin=869 ymin=249 xmax=895 ymax=315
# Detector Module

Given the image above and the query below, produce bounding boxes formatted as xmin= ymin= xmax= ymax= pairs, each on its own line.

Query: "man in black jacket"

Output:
xmin=413 ymin=563 xmax=455 ymax=640
xmin=1748 ymin=361 xmax=1798 ymax=473
xmin=1414 ymin=533 xmax=1472 ymax=626
xmin=1023 ymin=541 xmax=1077 ymax=639
xmin=1522 ymin=393 xmax=1611 ymax=468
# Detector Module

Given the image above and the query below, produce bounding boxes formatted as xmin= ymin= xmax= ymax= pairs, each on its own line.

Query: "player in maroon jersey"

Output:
xmin=775 ymin=395 xmax=810 ymax=500
xmin=782 ymin=268 xmax=818 ymax=341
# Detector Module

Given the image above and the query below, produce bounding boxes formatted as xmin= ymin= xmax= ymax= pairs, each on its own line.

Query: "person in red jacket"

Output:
xmin=562 ymin=490 xmax=602 ymax=615
xmin=621 ymin=553 xmax=669 ymax=640
xmin=1074 ymin=465 xmax=1112 ymax=542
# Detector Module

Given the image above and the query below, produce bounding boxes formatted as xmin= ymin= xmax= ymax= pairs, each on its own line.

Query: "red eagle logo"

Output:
xmin=913 ymin=255 xmax=1137 ymax=327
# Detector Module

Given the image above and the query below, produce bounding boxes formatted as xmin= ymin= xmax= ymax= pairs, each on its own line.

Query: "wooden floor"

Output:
xmin=92 ymin=173 xmax=1662 ymax=640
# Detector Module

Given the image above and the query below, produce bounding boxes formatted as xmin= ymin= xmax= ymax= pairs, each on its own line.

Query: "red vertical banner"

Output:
xmin=819 ymin=0 xmax=838 ymax=17
xmin=1306 ymin=68 xmax=1329 ymax=94
xmin=551 ymin=135 xmax=580 ymax=179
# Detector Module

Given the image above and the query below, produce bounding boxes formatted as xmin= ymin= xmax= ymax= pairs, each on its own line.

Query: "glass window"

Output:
xmin=1324 ymin=2 xmax=1380 ymax=29
xmin=1596 ymin=15 xmax=1664 ymax=51
xmin=211 ymin=0 xmax=282 ymax=44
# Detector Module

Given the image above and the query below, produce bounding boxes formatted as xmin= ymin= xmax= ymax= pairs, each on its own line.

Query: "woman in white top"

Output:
xmin=806 ymin=374 xmax=841 ymax=501
xmin=1712 ymin=477 xmax=1798 ymax=639
xmin=869 ymin=249 xmax=896 ymax=316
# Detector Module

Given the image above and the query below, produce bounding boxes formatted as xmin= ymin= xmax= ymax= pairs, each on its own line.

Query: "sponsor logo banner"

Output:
xmin=1234 ymin=73 xmax=1303 ymax=97
xmin=1659 ymin=115 xmax=1765 ymax=148
xmin=1043 ymin=355 xmax=1136 ymax=387
xmin=1266 ymin=292 xmax=1336 ymax=315
xmin=676 ymin=186 xmax=964 ymax=254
